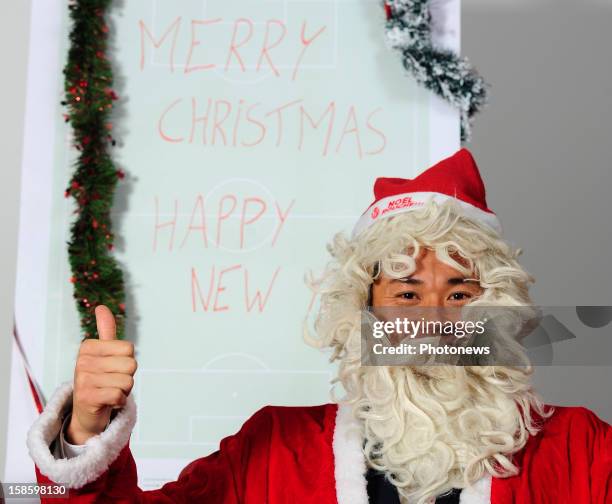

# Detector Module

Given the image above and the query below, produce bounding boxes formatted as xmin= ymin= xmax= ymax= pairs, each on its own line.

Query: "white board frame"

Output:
xmin=4 ymin=0 xmax=460 ymax=487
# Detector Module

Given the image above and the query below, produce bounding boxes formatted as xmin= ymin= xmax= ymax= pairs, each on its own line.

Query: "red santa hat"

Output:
xmin=352 ymin=148 xmax=501 ymax=238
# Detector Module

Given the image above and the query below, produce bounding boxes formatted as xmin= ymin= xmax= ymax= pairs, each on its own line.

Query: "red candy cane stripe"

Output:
xmin=13 ymin=320 xmax=46 ymax=414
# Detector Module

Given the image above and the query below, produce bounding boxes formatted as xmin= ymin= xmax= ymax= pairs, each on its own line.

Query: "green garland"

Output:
xmin=62 ymin=0 xmax=126 ymax=339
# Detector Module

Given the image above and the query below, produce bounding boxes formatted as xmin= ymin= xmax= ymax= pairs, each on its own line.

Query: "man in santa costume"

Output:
xmin=28 ymin=149 xmax=611 ymax=503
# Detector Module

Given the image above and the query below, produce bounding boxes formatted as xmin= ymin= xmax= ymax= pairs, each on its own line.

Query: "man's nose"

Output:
xmin=413 ymin=296 xmax=446 ymax=331
xmin=420 ymin=293 xmax=444 ymax=307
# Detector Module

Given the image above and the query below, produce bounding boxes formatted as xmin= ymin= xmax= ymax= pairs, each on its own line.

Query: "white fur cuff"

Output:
xmin=26 ymin=381 xmax=137 ymax=489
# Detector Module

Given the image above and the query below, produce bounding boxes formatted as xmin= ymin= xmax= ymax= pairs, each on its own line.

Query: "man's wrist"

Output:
xmin=65 ymin=416 xmax=97 ymax=445
xmin=65 ymin=411 xmax=113 ymax=445
xmin=56 ymin=412 xmax=88 ymax=459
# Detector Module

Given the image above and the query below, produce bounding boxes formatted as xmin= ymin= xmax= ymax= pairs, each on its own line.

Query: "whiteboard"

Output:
xmin=6 ymin=0 xmax=459 ymax=488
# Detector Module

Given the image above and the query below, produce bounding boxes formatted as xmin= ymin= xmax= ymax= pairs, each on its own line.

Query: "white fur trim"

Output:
xmin=333 ymin=403 xmax=369 ymax=504
xmin=460 ymin=475 xmax=492 ymax=504
xmin=27 ymin=380 xmax=137 ymax=488
xmin=351 ymin=191 xmax=502 ymax=238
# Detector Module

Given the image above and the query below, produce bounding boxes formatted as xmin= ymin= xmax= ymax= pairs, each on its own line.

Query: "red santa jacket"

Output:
xmin=27 ymin=382 xmax=612 ymax=503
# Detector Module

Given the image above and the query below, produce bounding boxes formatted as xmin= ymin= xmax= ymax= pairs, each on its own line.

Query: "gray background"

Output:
xmin=1 ymin=0 xmax=611 ymax=475
xmin=463 ymin=0 xmax=612 ymax=426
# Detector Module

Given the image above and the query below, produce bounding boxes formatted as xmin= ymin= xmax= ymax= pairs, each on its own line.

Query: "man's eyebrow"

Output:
xmin=448 ymin=277 xmax=480 ymax=285
xmin=391 ymin=277 xmax=480 ymax=285
xmin=391 ymin=277 xmax=423 ymax=285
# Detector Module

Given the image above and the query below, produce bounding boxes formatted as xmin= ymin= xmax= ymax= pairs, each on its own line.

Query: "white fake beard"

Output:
xmin=355 ymin=364 xmax=533 ymax=504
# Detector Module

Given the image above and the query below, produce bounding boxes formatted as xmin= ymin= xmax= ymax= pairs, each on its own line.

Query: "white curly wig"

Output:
xmin=306 ymin=199 xmax=552 ymax=504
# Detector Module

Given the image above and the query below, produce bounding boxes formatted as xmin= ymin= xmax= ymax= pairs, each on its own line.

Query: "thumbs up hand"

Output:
xmin=67 ymin=305 xmax=137 ymax=445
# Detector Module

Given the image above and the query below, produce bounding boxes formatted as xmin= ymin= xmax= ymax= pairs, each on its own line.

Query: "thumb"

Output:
xmin=95 ymin=305 xmax=117 ymax=341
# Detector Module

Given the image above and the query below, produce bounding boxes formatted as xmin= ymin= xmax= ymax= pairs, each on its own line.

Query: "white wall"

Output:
xmin=0 ymin=0 xmax=31 ymax=477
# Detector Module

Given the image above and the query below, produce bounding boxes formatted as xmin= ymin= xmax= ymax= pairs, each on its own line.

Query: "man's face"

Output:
xmin=371 ymin=248 xmax=483 ymax=308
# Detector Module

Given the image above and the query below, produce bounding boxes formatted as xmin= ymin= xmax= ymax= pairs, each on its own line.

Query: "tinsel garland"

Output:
xmin=384 ymin=0 xmax=488 ymax=141
xmin=62 ymin=0 xmax=126 ymax=339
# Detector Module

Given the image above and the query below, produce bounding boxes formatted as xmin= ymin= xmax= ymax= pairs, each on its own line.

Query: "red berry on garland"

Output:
xmin=119 ymin=303 xmax=126 ymax=312
xmin=71 ymin=181 xmax=80 ymax=189
xmin=69 ymin=276 xmax=76 ymax=283
xmin=105 ymin=88 xmax=118 ymax=100
xmin=116 ymin=169 xmax=125 ymax=179
xmin=92 ymin=218 xmax=99 ymax=229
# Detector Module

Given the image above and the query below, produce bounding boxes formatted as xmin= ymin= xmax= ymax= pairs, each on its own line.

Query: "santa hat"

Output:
xmin=352 ymin=148 xmax=501 ymax=238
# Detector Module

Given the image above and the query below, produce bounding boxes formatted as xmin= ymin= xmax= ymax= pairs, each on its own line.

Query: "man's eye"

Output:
xmin=400 ymin=292 xmax=417 ymax=300
xmin=449 ymin=292 xmax=471 ymax=301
